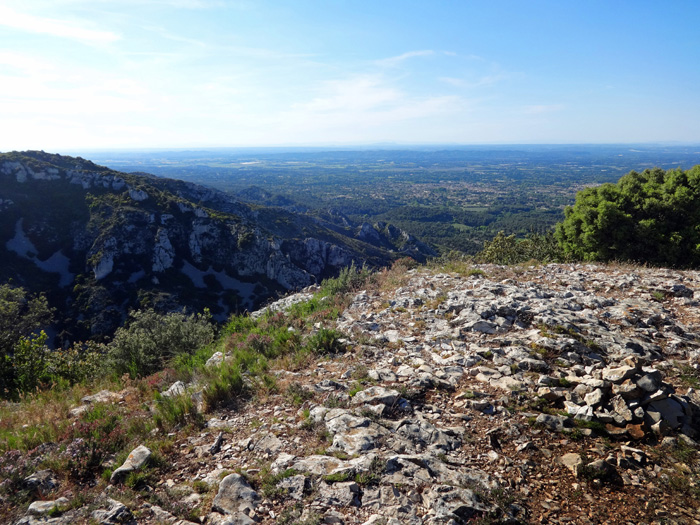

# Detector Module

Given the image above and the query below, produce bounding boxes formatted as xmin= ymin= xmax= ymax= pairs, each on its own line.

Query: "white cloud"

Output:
xmin=521 ymin=104 xmax=565 ymax=115
xmin=141 ymin=25 xmax=208 ymax=47
xmin=299 ymin=76 xmax=402 ymax=113
xmin=0 ymin=5 xmax=119 ymax=44
xmin=0 ymin=51 xmax=57 ymax=73
xmin=144 ymin=0 xmax=226 ymax=7
xmin=275 ymin=74 xmax=466 ymax=142
xmin=376 ymin=50 xmax=435 ymax=67
xmin=439 ymin=72 xmax=511 ymax=88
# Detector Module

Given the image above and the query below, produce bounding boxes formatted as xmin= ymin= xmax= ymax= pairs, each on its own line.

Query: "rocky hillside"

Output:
xmin=4 ymin=262 xmax=700 ymax=524
xmin=0 ymin=151 xmax=433 ymax=341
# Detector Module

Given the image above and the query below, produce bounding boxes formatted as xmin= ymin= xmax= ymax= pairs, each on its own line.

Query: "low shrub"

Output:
xmin=286 ymin=382 xmax=314 ymax=406
xmin=108 ymin=308 xmax=215 ymax=378
xmin=320 ymin=261 xmax=374 ymax=297
xmin=475 ymin=231 xmax=565 ymax=265
xmin=202 ymin=362 xmax=245 ymax=411
xmin=154 ymin=392 xmax=204 ymax=431
xmin=63 ymin=404 xmax=129 ymax=481
xmin=307 ymin=328 xmax=344 ymax=355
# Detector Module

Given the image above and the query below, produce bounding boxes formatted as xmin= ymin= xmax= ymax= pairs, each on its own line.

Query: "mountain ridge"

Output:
xmin=0 ymin=151 xmax=434 ymax=342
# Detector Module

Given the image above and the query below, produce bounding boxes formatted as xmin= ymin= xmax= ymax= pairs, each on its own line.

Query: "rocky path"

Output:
xmin=14 ymin=263 xmax=700 ymax=524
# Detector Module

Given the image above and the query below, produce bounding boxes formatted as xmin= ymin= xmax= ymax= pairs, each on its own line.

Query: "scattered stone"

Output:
xmin=648 ymin=398 xmax=685 ymax=429
xmin=91 ymin=498 xmax=136 ymax=524
xmin=421 ymin=484 xmax=486 ymax=522
xmin=27 ymin=497 xmax=70 ymax=516
xmin=351 ymin=386 xmax=401 ymax=407
xmin=277 ymin=475 xmax=308 ymax=500
xmin=209 ymin=432 xmax=224 ymax=455
xmin=603 ymin=366 xmax=637 ymax=383
xmin=81 ymin=390 xmax=121 ymax=405
xmin=206 ymin=352 xmax=225 ymax=368
xmin=314 ymin=481 xmax=361 ymax=507
xmin=110 ymin=445 xmax=152 ymax=484
xmin=161 ymin=381 xmax=186 ymax=398
xmin=535 ymin=413 xmax=575 ymax=432
xmin=559 ymin=453 xmax=583 ymax=475
xmin=23 ymin=470 xmax=58 ymax=495
xmin=211 ymin=473 xmax=260 ymax=516
xmin=10 ymin=263 xmax=700 ymax=524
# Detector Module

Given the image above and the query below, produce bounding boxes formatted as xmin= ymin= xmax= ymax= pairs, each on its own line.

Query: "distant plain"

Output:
xmin=83 ymin=144 xmax=700 ymax=254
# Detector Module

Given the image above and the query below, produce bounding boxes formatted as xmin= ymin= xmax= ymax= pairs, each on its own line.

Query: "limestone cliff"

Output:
xmin=0 ymin=151 xmax=414 ymax=340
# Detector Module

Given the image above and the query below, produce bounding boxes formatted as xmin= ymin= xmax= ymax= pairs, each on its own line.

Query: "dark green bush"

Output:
xmin=108 ymin=308 xmax=215 ymax=378
xmin=202 ymin=361 xmax=245 ymax=410
xmin=475 ymin=231 xmax=565 ymax=265
xmin=154 ymin=392 xmax=204 ymax=430
xmin=0 ymin=284 xmax=54 ymax=397
xmin=306 ymin=328 xmax=344 ymax=355
xmin=556 ymin=165 xmax=700 ymax=266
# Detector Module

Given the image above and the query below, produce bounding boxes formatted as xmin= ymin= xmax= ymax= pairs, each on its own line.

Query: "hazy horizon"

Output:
xmin=13 ymin=142 xmax=700 ymax=157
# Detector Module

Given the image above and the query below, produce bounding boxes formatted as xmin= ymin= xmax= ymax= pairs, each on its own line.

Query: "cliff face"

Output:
xmin=0 ymin=151 xmax=426 ymax=340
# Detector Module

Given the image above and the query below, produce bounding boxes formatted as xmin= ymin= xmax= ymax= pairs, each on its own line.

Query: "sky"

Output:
xmin=1 ymin=0 xmax=700 ymax=151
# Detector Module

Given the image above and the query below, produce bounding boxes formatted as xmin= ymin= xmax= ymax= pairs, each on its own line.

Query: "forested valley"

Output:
xmin=86 ymin=144 xmax=700 ymax=254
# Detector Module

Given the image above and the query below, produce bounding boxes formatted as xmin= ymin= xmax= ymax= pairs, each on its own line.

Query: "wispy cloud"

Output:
xmin=0 ymin=5 xmax=120 ymax=44
xmin=299 ymin=75 xmax=402 ymax=113
xmin=146 ymin=0 xmax=226 ymax=7
xmin=25 ymin=0 xmax=226 ymax=8
xmin=277 ymin=74 xmax=465 ymax=141
xmin=142 ymin=25 xmax=208 ymax=47
xmin=0 ymin=51 xmax=58 ymax=73
xmin=376 ymin=50 xmax=436 ymax=67
xmin=439 ymin=72 xmax=511 ymax=88
xmin=521 ymin=104 xmax=565 ymax=115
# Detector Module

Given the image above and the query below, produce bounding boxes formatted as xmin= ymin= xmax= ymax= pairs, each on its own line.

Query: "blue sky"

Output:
xmin=1 ymin=0 xmax=699 ymax=150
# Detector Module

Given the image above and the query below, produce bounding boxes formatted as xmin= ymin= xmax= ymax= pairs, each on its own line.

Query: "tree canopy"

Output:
xmin=0 ymin=283 xmax=54 ymax=395
xmin=555 ymin=166 xmax=700 ymax=267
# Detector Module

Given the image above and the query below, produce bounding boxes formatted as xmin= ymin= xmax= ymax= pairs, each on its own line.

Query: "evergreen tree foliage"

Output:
xmin=475 ymin=231 xmax=565 ymax=265
xmin=555 ymin=166 xmax=700 ymax=267
xmin=108 ymin=308 xmax=215 ymax=378
xmin=0 ymin=284 xmax=53 ymax=396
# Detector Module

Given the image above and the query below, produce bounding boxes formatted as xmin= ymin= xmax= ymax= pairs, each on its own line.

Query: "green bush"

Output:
xmin=46 ymin=341 xmax=103 ymax=386
xmin=306 ymin=328 xmax=344 ymax=355
xmin=108 ymin=308 xmax=215 ymax=378
xmin=475 ymin=231 xmax=564 ymax=265
xmin=1 ymin=331 xmax=103 ymax=398
xmin=154 ymin=392 xmax=204 ymax=431
xmin=0 ymin=284 xmax=54 ymax=397
xmin=556 ymin=165 xmax=700 ymax=266
xmin=202 ymin=361 xmax=245 ymax=410
xmin=320 ymin=261 xmax=373 ymax=296
xmin=0 ymin=284 xmax=53 ymax=355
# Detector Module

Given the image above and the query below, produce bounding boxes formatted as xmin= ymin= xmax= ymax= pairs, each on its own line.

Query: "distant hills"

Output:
xmin=0 ymin=151 xmax=434 ymax=343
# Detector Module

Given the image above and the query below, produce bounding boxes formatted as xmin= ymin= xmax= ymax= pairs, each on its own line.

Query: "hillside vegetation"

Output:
xmin=557 ymin=166 xmax=700 ymax=267
xmin=0 ymin=151 xmax=432 ymax=343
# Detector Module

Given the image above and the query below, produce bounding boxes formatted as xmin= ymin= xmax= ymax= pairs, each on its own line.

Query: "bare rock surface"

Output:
xmin=110 ymin=445 xmax=152 ymax=484
xmin=6 ymin=263 xmax=700 ymax=524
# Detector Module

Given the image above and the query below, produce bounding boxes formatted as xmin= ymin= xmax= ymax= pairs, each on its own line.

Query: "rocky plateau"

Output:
xmin=5 ymin=262 xmax=700 ymax=524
